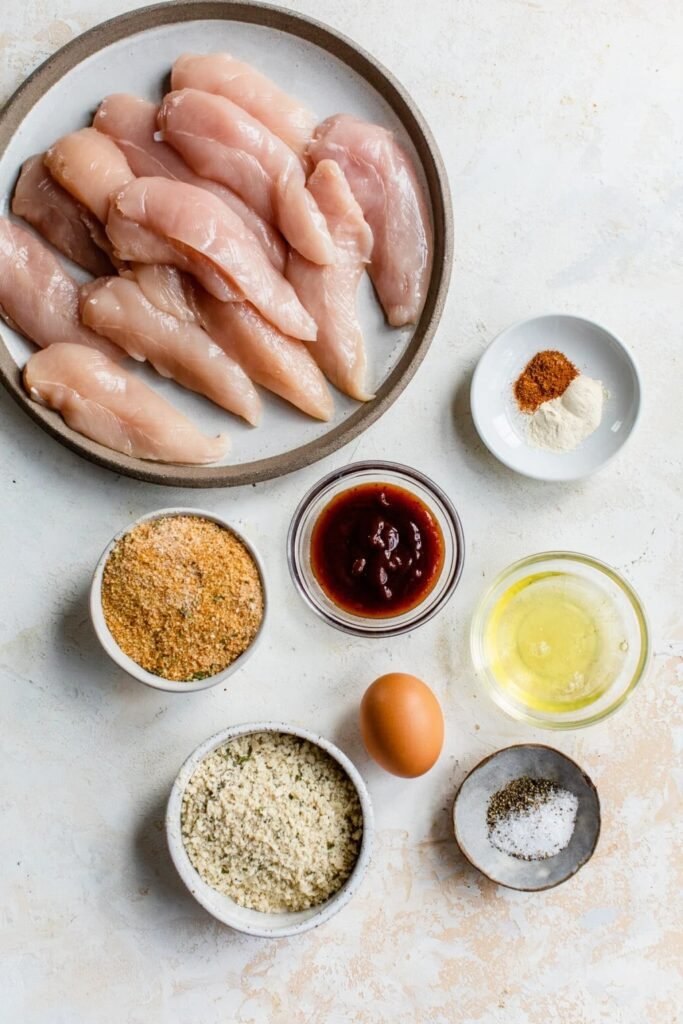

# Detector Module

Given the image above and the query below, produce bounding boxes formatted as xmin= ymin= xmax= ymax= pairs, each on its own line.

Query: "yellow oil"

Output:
xmin=485 ymin=571 xmax=628 ymax=713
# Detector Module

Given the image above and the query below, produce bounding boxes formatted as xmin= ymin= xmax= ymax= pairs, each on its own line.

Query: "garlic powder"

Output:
xmin=527 ymin=374 xmax=604 ymax=452
xmin=181 ymin=732 xmax=363 ymax=913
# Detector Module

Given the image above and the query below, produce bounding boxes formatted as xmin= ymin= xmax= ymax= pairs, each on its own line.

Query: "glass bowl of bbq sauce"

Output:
xmin=287 ymin=462 xmax=465 ymax=637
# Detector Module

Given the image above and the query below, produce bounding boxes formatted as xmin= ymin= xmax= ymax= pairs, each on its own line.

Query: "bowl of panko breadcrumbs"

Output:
xmin=166 ymin=722 xmax=374 ymax=937
xmin=90 ymin=508 xmax=267 ymax=691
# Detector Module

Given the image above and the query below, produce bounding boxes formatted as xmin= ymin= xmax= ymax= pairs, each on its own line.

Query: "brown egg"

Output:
xmin=359 ymin=672 xmax=444 ymax=778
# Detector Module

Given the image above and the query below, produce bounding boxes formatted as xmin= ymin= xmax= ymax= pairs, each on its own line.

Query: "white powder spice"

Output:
xmin=528 ymin=374 xmax=604 ymax=453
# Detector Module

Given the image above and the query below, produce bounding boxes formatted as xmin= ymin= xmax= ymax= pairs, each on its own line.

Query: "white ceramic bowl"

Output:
xmin=90 ymin=507 xmax=267 ymax=692
xmin=166 ymin=722 xmax=374 ymax=937
xmin=470 ymin=314 xmax=642 ymax=481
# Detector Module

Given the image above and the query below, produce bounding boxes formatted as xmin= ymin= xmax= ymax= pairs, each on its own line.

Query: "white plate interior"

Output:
xmin=0 ymin=18 xmax=429 ymax=467
xmin=470 ymin=314 xmax=641 ymax=481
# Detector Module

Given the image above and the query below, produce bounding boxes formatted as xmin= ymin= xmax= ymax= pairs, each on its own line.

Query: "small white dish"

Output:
xmin=90 ymin=507 xmax=267 ymax=692
xmin=166 ymin=722 xmax=374 ymax=937
xmin=470 ymin=314 xmax=642 ymax=481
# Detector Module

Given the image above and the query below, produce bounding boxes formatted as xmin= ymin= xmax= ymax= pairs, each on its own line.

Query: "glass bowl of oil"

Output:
xmin=471 ymin=552 xmax=650 ymax=729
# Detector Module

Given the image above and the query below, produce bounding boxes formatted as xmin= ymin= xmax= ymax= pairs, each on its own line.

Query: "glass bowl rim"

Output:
xmin=470 ymin=550 xmax=651 ymax=729
xmin=287 ymin=460 xmax=465 ymax=638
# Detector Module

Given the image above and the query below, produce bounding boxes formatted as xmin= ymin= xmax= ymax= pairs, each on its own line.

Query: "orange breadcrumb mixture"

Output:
xmin=101 ymin=515 xmax=263 ymax=681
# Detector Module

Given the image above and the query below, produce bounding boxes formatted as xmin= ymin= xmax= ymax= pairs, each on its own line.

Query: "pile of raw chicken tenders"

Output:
xmin=1 ymin=53 xmax=432 ymax=464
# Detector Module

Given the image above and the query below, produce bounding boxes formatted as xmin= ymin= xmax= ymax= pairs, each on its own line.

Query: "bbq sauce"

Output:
xmin=310 ymin=483 xmax=445 ymax=618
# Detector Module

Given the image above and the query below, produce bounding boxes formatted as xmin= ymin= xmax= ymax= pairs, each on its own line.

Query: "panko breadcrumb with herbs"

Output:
xmin=181 ymin=732 xmax=364 ymax=912
xmin=101 ymin=515 xmax=263 ymax=681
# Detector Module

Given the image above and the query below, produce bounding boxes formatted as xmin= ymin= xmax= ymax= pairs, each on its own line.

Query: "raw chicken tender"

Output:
xmin=23 ymin=343 xmax=229 ymax=464
xmin=287 ymin=160 xmax=374 ymax=401
xmin=158 ymin=89 xmax=334 ymax=265
xmin=171 ymin=53 xmax=316 ymax=159
xmin=80 ymin=277 xmax=261 ymax=424
xmin=193 ymin=291 xmax=333 ymax=422
xmin=308 ymin=114 xmax=432 ymax=326
xmin=45 ymin=128 xmax=134 ymax=224
xmin=94 ymin=94 xmax=286 ymax=271
xmin=12 ymin=155 xmax=114 ymax=276
xmin=106 ymin=212 xmax=240 ymax=302
xmin=124 ymin=264 xmax=198 ymax=322
xmin=106 ymin=177 xmax=317 ymax=341
xmin=0 ymin=217 xmax=122 ymax=361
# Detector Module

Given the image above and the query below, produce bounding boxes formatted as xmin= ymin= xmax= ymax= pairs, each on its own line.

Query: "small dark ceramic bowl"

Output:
xmin=453 ymin=744 xmax=600 ymax=891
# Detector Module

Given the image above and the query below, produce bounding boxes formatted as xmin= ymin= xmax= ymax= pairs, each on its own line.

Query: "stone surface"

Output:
xmin=1 ymin=2 xmax=681 ymax=1022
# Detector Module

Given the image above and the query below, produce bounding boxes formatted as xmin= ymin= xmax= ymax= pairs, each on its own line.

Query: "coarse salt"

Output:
xmin=489 ymin=786 xmax=578 ymax=861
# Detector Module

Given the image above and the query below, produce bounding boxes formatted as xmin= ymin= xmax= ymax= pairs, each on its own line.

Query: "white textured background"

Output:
xmin=1 ymin=2 xmax=682 ymax=1022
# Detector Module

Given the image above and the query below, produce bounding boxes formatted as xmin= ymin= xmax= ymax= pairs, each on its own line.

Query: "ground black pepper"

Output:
xmin=486 ymin=776 xmax=559 ymax=830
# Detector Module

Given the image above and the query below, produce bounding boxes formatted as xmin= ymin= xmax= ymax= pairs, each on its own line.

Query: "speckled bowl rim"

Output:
xmin=0 ymin=0 xmax=453 ymax=488
xmin=470 ymin=550 xmax=651 ymax=729
xmin=286 ymin=459 xmax=466 ymax=637
xmin=89 ymin=507 xmax=267 ymax=692
xmin=452 ymin=743 xmax=601 ymax=892
xmin=166 ymin=722 xmax=374 ymax=936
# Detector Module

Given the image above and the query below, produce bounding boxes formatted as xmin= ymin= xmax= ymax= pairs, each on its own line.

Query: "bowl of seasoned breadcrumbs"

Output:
xmin=90 ymin=508 xmax=266 ymax=691
xmin=167 ymin=723 xmax=374 ymax=937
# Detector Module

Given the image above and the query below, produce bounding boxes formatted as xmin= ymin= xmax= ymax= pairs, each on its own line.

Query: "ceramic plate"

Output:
xmin=0 ymin=0 xmax=451 ymax=487
xmin=470 ymin=314 xmax=641 ymax=481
